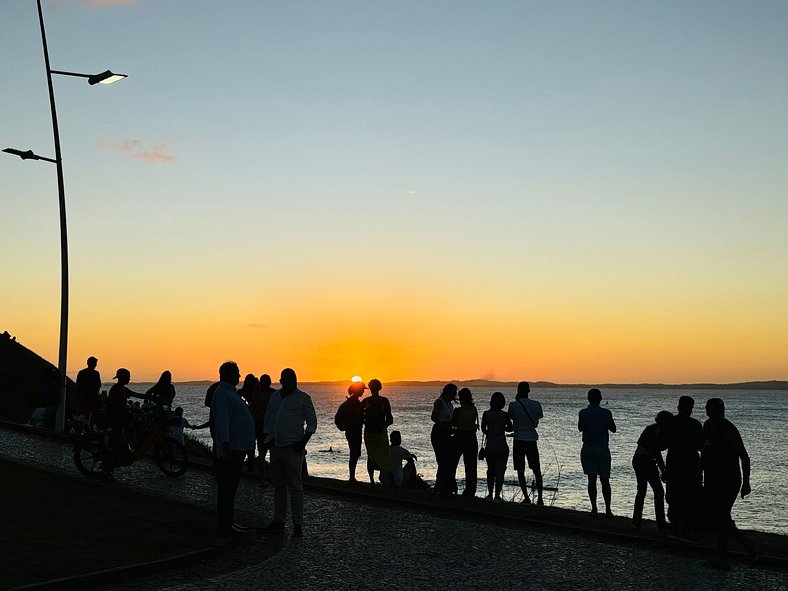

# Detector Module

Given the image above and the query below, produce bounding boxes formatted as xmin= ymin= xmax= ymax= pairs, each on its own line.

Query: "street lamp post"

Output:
xmin=3 ymin=0 xmax=126 ymax=433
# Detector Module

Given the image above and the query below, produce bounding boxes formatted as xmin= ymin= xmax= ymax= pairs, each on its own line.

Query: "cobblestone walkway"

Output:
xmin=3 ymin=427 xmax=786 ymax=591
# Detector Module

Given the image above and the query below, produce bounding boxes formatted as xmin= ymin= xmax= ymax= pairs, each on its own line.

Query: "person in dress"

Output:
xmin=363 ymin=379 xmax=395 ymax=486
xmin=453 ymin=387 xmax=479 ymax=497
xmin=481 ymin=391 xmax=512 ymax=502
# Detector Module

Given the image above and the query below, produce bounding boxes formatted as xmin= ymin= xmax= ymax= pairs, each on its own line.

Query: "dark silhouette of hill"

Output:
xmin=0 ymin=332 xmax=75 ymax=422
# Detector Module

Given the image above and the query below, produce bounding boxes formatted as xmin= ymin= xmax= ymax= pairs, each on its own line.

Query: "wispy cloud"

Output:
xmin=246 ymin=323 xmax=267 ymax=329
xmin=85 ymin=0 xmax=138 ymax=7
xmin=97 ymin=137 xmax=176 ymax=163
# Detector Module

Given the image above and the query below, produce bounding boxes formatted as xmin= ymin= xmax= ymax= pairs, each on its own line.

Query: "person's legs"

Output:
xmin=282 ymin=448 xmax=305 ymax=526
xmin=346 ymin=430 xmax=361 ymax=482
xmin=513 ymin=440 xmax=529 ymax=502
xmin=269 ymin=446 xmax=288 ymax=524
xmin=600 ymin=476 xmax=613 ymax=515
xmin=587 ymin=474 xmax=599 ymax=515
xmin=216 ymin=450 xmax=245 ymax=534
xmin=485 ymin=456 xmax=495 ymax=497
xmin=460 ymin=431 xmax=478 ymax=496
xmin=526 ymin=442 xmax=543 ymax=505
xmin=645 ymin=465 xmax=667 ymax=527
xmin=632 ymin=456 xmax=648 ymax=527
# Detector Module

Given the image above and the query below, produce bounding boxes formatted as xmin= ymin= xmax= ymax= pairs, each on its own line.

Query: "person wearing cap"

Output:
xmin=343 ymin=381 xmax=366 ymax=483
xmin=105 ymin=368 xmax=149 ymax=472
xmin=75 ymin=356 xmax=102 ymax=423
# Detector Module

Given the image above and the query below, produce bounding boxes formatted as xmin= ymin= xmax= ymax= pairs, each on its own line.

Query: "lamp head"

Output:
xmin=88 ymin=70 xmax=127 ymax=85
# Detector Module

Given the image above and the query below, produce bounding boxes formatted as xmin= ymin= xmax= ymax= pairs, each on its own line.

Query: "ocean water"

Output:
xmin=133 ymin=383 xmax=787 ymax=535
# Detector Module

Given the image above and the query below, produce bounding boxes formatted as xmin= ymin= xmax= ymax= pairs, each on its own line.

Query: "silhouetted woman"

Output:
xmin=481 ymin=391 xmax=512 ymax=502
xmin=255 ymin=374 xmax=275 ymax=483
xmin=238 ymin=374 xmax=260 ymax=470
xmin=632 ymin=410 xmax=671 ymax=529
xmin=431 ymin=383 xmax=458 ymax=494
xmin=363 ymin=379 xmax=395 ymax=486
xmin=453 ymin=387 xmax=479 ymax=497
xmin=146 ymin=370 xmax=176 ymax=406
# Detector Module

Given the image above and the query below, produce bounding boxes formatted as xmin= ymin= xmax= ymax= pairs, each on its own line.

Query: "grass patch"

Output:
xmin=1 ymin=459 xmax=217 ymax=589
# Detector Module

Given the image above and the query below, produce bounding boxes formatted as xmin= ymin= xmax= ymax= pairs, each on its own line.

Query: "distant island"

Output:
xmin=171 ymin=378 xmax=788 ymax=391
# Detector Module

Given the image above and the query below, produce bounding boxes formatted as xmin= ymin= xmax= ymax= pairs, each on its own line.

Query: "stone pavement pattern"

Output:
xmin=2 ymin=427 xmax=786 ymax=591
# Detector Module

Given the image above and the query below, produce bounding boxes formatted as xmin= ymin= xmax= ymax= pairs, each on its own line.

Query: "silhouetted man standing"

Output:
xmin=212 ymin=361 xmax=255 ymax=537
xmin=508 ymin=381 xmax=544 ymax=505
xmin=262 ymin=368 xmax=317 ymax=537
xmin=75 ymin=356 xmax=101 ymax=420
xmin=665 ymin=395 xmax=703 ymax=541
xmin=702 ymin=398 xmax=760 ymax=569
xmin=578 ymin=388 xmax=616 ymax=516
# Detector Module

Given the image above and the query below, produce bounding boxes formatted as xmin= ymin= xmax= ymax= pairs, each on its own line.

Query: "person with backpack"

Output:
xmin=363 ymin=379 xmax=395 ymax=486
xmin=335 ymin=381 xmax=366 ymax=484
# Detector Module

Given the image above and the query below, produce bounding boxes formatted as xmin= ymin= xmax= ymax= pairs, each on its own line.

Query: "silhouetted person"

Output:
xmin=453 ymin=387 xmax=479 ymax=497
xmin=363 ymin=379 xmax=395 ymax=486
xmin=105 ymin=368 xmax=149 ymax=474
xmin=508 ymin=381 xmax=544 ymax=505
xmin=665 ymin=395 xmax=703 ymax=541
xmin=262 ymin=368 xmax=317 ymax=537
xmin=204 ymin=381 xmax=219 ymax=474
xmin=146 ymin=370 xmax=176 ymax=406
xmin=75 ymin=356 xmax=102 ymax=422
xmin=336 ymin=381 xmax=365 ymax=483
xmin=212 ymin=361 xmax=255 ymax=537
xmin=389 ymin=430 xmax=417 ymax=487
xmin=254 ymin=374 xmax=275 ymax=482
xmin=702 ymin=398 xmax=761 ymax=569
xmin=431 ymin=383 xmax=458 ymax=494
xmin=578 ymin=388 xmax=617 ymax=516
xmin=238 ymin=374 xmax=260 ymax=470
xmin=632 ymin=411 xmax=671 ymax=530
xmin=481 ymin=391 xmax=512 ymax=502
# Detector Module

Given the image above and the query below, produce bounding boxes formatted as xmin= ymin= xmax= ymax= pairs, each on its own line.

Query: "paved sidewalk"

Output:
xmin=3 ymin=427 xmax=786 ymax=591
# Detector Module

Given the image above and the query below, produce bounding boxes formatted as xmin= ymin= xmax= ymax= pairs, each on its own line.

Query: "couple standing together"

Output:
xmin=431 ymin=381 xmax=545 ymax=504
xmin=213 ymin=362 xmax=317 ymax=537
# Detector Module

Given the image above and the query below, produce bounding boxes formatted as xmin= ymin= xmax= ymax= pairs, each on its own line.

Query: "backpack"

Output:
xmin=334 ymin=398 xmax=355 ymax=432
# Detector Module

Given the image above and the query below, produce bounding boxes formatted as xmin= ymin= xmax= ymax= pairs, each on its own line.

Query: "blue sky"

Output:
xmin=1 ymin=0 xmax=787 ymax=382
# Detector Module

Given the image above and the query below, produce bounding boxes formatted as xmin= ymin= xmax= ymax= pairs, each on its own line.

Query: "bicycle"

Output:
xmin=73 ymin=403 xmax=188 ymax=478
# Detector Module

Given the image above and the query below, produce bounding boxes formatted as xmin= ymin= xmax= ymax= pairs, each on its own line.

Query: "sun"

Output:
xmin=351 ymin=375 xmax=363 ymax=383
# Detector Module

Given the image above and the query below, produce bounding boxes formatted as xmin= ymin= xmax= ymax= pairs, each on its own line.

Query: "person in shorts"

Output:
xmin=578 ymin=388 xmax=617 ymax=516
xmin=508 ymin=381 xmax=544 ymax=505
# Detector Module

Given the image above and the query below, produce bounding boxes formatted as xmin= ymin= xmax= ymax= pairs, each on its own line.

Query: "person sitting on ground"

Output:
xmin=146 ymin=370 xmax=176 ymax=406
xmin=389 ymin=430 xmax=417 ymax=487
xmin=632 ymin=411 xmax=672 ymax=530
xmin=453 ymin=387 xmax=479 ymax=497
xmin=363 ymin=379 xmax=395 ymax=486
xmin=578 ymin=388 xmax=617 ymax=516
xmin=481 ymin=392 xmax=513 ymax=503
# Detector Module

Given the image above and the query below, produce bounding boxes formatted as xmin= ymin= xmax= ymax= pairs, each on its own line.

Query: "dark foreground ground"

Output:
xmin=2 ymin=424 xmax=786 ymax=591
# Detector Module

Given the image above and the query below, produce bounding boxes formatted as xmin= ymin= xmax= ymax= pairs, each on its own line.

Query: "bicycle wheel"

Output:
xmin=155 ymin=438 xmax=188 ymax=477
xmin=74 ymin=438 xmax=104 ymax=476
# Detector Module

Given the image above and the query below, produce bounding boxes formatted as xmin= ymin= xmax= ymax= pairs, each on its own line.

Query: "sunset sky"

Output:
xmin=2 ymin=1 xmax=787 ymax=383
